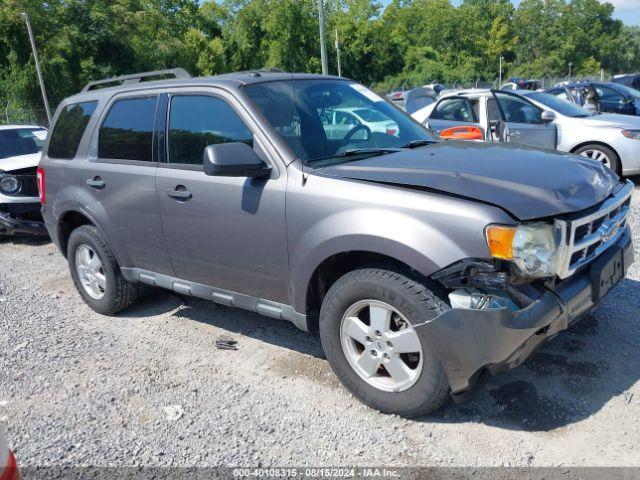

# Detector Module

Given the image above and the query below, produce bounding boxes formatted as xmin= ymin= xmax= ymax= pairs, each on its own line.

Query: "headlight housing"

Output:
xmin=622 ymin=129 xmax=640 ymax=140
xmin=0 ymin=174 xmax=21 ymax=195
xmin=485 ymin=223 xmax=560 ymax=277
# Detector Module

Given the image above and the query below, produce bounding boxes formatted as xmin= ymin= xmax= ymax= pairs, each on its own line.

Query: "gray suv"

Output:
xmin=39 ymin=69 xmax=634 ymax=416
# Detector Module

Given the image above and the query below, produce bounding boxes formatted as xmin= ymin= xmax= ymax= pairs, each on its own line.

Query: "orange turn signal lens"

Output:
xmin=485 ymin=225 xmax=516 ymax=260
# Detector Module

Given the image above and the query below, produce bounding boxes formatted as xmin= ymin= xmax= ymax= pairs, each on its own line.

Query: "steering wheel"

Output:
xmin=339 ymin=124 xmax=372 ymax=148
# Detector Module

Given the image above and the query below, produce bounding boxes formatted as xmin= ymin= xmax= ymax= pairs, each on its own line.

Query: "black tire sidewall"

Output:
xmin=67 ymin=226 xmax=121 ymax=314
xmin=319 ymin=269 xmax=449 ymax=416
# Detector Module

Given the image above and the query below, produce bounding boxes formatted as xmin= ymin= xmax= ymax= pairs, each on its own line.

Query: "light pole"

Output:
xmin=499 ymin=55 xmax=504 ymax=86
xmin=334 ymin=29 xmax=342 ymax=77
xmin=568 ymin=62 xmax=573 ymax=79
xmin=21 ymin=12 xmax=51 ymax=125
xmin=318 ymin=0 xmax=328 ymax=75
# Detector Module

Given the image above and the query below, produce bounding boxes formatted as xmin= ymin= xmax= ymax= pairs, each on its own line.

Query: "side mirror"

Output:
xmin=203 ymin=142 xmax=271 ymax=178
xmin=541 ymin=110 xmax=556 ymax=122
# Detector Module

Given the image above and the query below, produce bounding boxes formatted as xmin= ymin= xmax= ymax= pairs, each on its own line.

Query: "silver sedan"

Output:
xmin=520 ymin=90 xmax=640 ymax=176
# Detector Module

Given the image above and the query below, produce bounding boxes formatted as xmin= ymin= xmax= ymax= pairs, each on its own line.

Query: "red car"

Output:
xmin=0 ymin=433 xmax=19 ymax=480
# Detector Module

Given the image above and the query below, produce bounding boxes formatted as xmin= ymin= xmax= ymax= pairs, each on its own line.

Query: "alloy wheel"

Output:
xmin=340 ymin=299 xmax=423 ymax=392
xmin=75 ymin=244 xmax=107 ymax=300
xmin=579 ymin=148 xmax=611 ymax=168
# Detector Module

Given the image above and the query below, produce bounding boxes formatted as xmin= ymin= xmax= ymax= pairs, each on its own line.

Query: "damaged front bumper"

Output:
xmin=417 ymin=228 xmax=634 ymax=401
xmin=0 ymin=202 xmax=47 ymax=236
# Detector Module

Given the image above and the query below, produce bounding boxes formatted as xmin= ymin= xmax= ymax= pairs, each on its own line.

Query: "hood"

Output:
xmin=0 ymin=153 xmax=41 ymax=172
xmin=315 ymin=141 xmax=618 ymax=220
xmin=579 ymin=112 xmax=640 ymax=129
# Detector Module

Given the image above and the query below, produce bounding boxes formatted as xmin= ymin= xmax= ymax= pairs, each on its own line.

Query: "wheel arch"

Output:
xmin=301 ymin=249 xmax=442 ymax=332
xmin=56 ymin=208 xmax=122 ymax=266
xmin=570 ymin=140 xmax=620 ymax=159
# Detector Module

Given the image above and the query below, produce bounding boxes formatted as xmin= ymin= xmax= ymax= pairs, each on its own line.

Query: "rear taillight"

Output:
xmin=36 ymin=167 xmax=45 ymax=205
xmin=386 ymin=128 xmax=397 ymax=135
xmin=0 ymin=449 xmax=19 ymax=480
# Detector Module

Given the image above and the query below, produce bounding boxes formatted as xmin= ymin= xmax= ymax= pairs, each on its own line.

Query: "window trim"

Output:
xmin=47 ymin=100 xmax=99 ymax=160
xmin=93 ymin=93 xmax=160 ymax=166
xmin=161 ymin=91 xmax=265 ymax=173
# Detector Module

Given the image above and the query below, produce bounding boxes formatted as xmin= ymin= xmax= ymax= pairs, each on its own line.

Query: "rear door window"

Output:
xmin=98 ymin=96 xmax=158 ymax=162
xmin=48 ymin=101 xmax=98 ymax=159
xmin=431 ymin=98 xmax=477 ymax=122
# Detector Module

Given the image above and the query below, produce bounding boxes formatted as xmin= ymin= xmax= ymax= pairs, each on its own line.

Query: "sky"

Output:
xmin=379 ymin=0 xmax=640 ymax=25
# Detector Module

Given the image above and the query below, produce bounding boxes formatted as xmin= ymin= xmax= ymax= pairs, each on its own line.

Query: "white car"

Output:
xmin=0 ymin=125 xmax=48 ymax=236
xmin=0 ymin=432 xmax=19 ymax=480
xmin=412 ymin=89 xmax=640 ymax=176
xmin=322 ymin=107 xmax=399 ymax=140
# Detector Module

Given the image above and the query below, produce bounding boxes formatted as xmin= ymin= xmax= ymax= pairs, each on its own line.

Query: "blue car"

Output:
xmin=546 ymin=81 xmax=640 ymax=117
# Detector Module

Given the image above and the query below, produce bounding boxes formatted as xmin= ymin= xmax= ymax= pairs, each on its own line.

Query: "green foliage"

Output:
xmin=1 ymin=0 xmax=640 ymax=123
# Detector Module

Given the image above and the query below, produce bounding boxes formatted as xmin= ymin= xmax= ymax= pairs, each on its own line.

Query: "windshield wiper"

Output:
xmin=307 ymin=148 xmax=401 ymax=164
xmin=402 ymin=139 xmax=438 ymax=149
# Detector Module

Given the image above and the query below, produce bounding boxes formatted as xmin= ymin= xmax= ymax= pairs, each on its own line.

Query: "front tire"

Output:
xmin=575 ymin=144 xmax=621 ymax=176
xmin=319 ymin=268 xmax=451 ymax=417
xmin=67 ymin=225 xmax=139 ymax=315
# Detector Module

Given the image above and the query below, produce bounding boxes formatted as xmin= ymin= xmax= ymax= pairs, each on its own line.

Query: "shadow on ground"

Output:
xmin=116 ymin=180 xmax=640 ymax=431
xmin=0 ymin=235 xmax=50 ymax=246
xmin=126 ymin=271 xmax=640 ymax=433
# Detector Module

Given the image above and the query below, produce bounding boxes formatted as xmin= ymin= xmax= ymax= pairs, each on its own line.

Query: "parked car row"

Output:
xmin=1 ymin=67 xmax=636 ymax=418
xmin=546 ymin=81 xmax=640 ymax=117
xmin=412 ymin=88 xmax=640 ymax=176
xmin=16 ymin=67 xmax=631 ymax=418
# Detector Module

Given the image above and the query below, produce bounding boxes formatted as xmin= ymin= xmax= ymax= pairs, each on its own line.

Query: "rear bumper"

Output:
xmin=0 ymin=203 xmax=46 ymax=236
xmin=417 ymin=228 xmax=634 ymax=398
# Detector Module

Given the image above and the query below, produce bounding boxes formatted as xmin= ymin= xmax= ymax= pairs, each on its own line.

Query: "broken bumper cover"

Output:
xmin=417 ymin=228 xmax=633 ymax=399
xmin=0 ymin=204 xmax=47 ymax=236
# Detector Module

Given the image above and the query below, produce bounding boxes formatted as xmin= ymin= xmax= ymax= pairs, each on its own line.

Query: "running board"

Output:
xmin=121 ymin=267 xmax=308 ymax=332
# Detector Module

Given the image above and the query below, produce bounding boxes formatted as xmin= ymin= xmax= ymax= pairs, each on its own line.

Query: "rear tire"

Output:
xmin=574 ymin=144 xmax=622 ymax=176
xmin=319 ymin=268 xmax=451 ymax=417
xmin=67 ymin=225 xmax=139 ymax=315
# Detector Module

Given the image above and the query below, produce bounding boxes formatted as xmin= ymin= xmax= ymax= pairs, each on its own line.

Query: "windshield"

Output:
xmin=0 ymin=128 xmax=47 ymax=160
xmin=612 ymin=83 xmax=640 ymax=100
xmin=244 ymin=79 xmax=438 ymax=163
xmin=525 ymin=92 xmax=595 ymax=117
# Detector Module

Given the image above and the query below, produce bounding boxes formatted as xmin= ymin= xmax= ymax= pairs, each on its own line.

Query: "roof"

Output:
xmin=66 ymin=70 xmax=345 ymax=104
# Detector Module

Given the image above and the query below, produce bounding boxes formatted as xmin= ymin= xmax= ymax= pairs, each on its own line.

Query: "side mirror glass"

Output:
xmin=203 ymin=142 xmax=271 ymax=178
xmin=541 ymin=110 xmax=556 ymax=122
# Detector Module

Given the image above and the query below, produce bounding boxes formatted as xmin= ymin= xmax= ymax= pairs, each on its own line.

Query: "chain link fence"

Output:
xmin=1 ymin=99 xmax=57 ymax=128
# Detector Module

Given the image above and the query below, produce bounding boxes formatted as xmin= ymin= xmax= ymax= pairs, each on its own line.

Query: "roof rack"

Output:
xmin=81 ymin=68 xmax=191 ymax=92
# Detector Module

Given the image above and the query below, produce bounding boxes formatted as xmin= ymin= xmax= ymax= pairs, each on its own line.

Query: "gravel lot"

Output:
xmin=1 ymin=178 xmax=640 ymax=468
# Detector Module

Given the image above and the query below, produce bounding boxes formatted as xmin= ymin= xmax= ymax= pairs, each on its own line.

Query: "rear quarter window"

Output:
xmin=47 ymin=101 xmax=98 ymax=159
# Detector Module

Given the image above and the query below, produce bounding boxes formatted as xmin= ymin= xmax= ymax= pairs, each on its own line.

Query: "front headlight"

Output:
xmin=622 ymin=129 xmax=640 ymax=140
xmin=485 ymin=223 xmax=559 ymax=277
xmin=0 ymin=174 xmax=21 ymax=195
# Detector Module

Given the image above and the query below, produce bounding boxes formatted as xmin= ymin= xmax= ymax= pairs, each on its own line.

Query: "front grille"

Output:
xmin=555 ymin=180 xmax=633 ymax=278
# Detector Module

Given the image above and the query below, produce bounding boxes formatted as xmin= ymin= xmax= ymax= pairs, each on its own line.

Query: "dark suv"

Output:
xmin=39 ymin=69 xmax=634 ymax=416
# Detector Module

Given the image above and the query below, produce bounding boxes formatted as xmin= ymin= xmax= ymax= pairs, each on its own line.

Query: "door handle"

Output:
xmin=166 ymin=187 xmax=192 ymax=201
xmin=86 ymin=177 xmax=105 ymax=189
